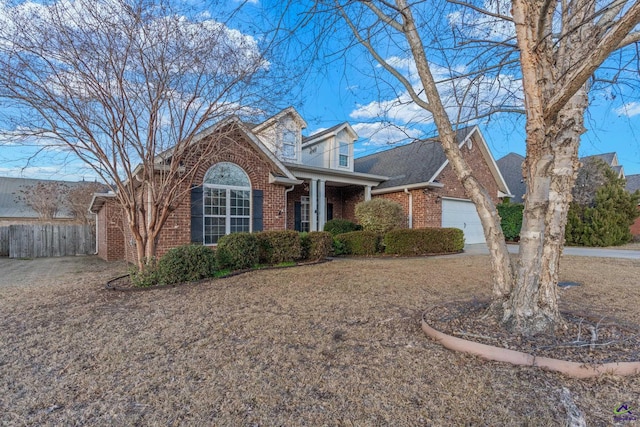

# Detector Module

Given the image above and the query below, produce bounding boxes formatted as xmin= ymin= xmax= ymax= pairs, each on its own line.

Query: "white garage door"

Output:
xmin=441 ymin=198 xmax=485 ymax=244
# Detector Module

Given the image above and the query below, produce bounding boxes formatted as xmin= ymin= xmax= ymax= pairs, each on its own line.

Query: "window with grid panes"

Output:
xmin=203 ymin=162 xmax=251 ymax=244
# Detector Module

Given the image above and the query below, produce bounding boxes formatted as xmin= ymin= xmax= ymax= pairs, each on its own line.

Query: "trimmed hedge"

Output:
xmin=216 ymin=232 xmax=259 ymax=270
xmin=306 ymin=231 xmax=333 ymax=260
xmin=496 ymin=202 xmax=523 ymax=241
xmin=334 ymin=230 xmax=380 ymax=256
xmin=256 ymin=230 xmax=302 ymax=264
xmin=384 ymin=228 xmax=464 ymax=255
xmin=355 ymin=198 xmax=405 ymax=234
xmin=323 ymin=219 xmax=361 ymax=236
xmin=157 ymin=244 xmax=217 ymax=285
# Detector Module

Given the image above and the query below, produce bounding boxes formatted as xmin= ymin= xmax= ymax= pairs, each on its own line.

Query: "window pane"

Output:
xmin=204 ymin=162 xmax=250 ymax=187
xmin=282 ymin=129 xmax=296 ymax=158
xmin=230 ymin=217 xmax=250 ymax=233
xmin=339 ymin=154 xmax=348 ymax=167
xmin=204 ymin=217 xmax=226 ymax=245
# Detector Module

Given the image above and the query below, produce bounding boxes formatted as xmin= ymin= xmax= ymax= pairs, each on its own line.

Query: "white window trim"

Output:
xmin=301 ymin=195 xmax=310 ymax=232
xmin=282 ymin=129 xmax=297 ymax=160
xmin=337 ymin=141 xmax=349 ymax=169
xmin=202 ymin=161 xmax=252 ymax=245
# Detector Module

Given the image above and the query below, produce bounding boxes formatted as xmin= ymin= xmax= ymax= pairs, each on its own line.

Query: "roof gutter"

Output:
xmin=371 ymin=181 xmax=444 ymax=195
xmin=269 ymin=173 xmax=303 ymax=186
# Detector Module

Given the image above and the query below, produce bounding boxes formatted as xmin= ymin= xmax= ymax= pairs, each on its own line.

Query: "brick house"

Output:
xmin=90 ymin=108 xmax=510 ymax=262
xmin=355 ymin=126 xmax=512 ymax=244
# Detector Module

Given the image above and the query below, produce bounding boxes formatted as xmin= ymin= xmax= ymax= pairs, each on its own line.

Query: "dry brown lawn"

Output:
xmin=1 ymin=254 xmax=639 ymax=426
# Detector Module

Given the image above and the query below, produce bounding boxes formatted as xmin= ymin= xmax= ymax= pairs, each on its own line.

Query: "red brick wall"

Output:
xmin=96 ymin=199 xmax=126 ymax=261
xmin=137 ymin=127 xmax=287 ymax=263
xmin=374 ymin=134 xmax=500 ymax=228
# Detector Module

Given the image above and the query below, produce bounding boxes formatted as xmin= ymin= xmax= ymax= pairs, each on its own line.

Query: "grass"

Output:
xmin=1 ymin=254 xmax=639 ymax=425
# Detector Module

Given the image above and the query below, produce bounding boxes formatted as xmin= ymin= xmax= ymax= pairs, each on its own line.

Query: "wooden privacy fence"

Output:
xmin=0 ymin=227 xmax=8 ymax=256
xmin=0 ymin=224 xmax=95 ymax=258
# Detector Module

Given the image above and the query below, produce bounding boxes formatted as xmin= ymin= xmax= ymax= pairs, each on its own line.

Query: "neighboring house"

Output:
xmin=90 ymin=108 xmax=511 ymax=263
xmin=0 ymin=176 xmax=100 ymax=226
xmin=355 ymin=126 xmax=512 ymax=244
xmin=626 ymin=174 xmax=640 ymax=236
xmin=496 ymin=151 xmax=640 ymax=237
xmin=497 ymin=151 xmax=626 ymax=203
xmin=581 ymin=152 xmax=625 ymax=178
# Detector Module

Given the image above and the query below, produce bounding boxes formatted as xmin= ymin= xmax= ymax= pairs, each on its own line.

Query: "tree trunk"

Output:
xmin=396 ymin=0 xmax=514 ymax=299
xmin=502 ymin=88 xmax=587 ymax=334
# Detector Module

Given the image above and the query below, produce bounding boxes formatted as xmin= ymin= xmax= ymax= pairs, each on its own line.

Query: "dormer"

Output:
xmin=301 ymin=123 xmax=358 ymax=172
xmin=252 ymin=107 xmax=306 ymax=164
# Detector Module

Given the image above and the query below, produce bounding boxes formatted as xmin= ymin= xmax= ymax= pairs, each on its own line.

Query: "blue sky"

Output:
xmin=0 ymin=0 xmax=639 ymax=181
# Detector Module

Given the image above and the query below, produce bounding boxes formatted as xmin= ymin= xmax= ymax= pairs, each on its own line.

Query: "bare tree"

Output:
xmin=67 ymin=182 xmax=109 ymax=224
xmin=14 ymin=181 xmax=70 ymax=221
xmin=0 ymin=0 xmax=291 ymax=269
xmin=314 ymin=0 xmax=640 ymax=334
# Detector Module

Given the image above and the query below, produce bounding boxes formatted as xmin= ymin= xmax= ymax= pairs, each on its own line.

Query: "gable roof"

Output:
xmin=496 ymin=152 xmax=633 ymax=204
xmin=355 ymin=126 xmax=510 ymax=196
xmin=251 ymin=106 xmax=307 ymax=134
xmin=581 ymin=152 xmax=618 ymax=166
xmin=0 ymin=176 xmax=105 ymax=219
xmin=355 ymin=138 xmax=447 ymax=190
xmin=496 ymin=153 xmax=526 ymax=203
xmin=626 ymin=174 xmax=640 ymax=193
xmin=302 ymin=122 xmax=357 ymax=147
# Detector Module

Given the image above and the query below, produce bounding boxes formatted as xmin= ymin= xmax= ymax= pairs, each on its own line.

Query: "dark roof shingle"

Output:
xmin=496 ymin=153 xmax=526 ymax=203
xmin=354 ymin=127 xmax=476 ymax=190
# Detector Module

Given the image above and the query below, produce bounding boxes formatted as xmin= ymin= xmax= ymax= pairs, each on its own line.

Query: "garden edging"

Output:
xmin=421 ymin=312 xmax=640 ymax=378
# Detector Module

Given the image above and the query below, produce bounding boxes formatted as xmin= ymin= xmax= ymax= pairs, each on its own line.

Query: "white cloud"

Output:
xmin=615 ymin=102 xmax=640 ymax=118
xmin=0 ymin=165 xmax=100 ymax=181
xmin=448 ymin=0 xmax=515 ymax=41
xmin=352 ymin=122 xmax=422 ymax=146
xmin=350 ymin=61 xmax=523 ymax=130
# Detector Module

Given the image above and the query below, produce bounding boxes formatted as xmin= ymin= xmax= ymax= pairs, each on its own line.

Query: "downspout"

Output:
xmin=404 ymin=188 xmax=413 ymax=229
xmin=94 ymin=212 xmax=99 ymax=255
xmin=284 ymin=185 xmax=296 ymax=229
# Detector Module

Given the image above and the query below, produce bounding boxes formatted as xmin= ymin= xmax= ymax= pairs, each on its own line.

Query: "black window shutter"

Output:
xmin=294 ymin=202 xmax=302 ymax=232
xmin=252 ymin=189 xmax=263 ymax=232
xmin=327 ymin=203 xmax=334 ymax=221
xmin=191 ymin=186 xmax=204 ymax=244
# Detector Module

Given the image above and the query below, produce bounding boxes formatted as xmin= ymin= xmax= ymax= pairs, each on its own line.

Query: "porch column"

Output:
xmin=318 ymin=179 xmax=326 ymax=231
xmin=310 ymin=179 xmax=318 ymax=231
xmin=364 ymin=185 xmax=372 ymax=201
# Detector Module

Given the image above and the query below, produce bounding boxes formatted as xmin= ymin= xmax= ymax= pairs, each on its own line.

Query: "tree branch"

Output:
xmin=545 ymin=0 xmax=640 ymax=122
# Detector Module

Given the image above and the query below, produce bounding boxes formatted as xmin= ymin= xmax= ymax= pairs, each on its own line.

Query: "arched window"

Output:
xmin=203 ymin=162 xmax=251 ymax=244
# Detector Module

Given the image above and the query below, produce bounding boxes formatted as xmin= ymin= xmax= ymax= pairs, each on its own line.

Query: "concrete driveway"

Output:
xmin=464 ymin=243 xmax=640 ymax=260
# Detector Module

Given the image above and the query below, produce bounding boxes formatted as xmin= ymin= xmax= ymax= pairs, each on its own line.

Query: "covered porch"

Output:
xmin=283 ymin=164 xmax=387 ymax=232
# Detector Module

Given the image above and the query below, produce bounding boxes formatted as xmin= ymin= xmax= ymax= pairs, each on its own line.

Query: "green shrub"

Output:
xmin=324 ymin=219 xmax=362 ymax=236
xmin=306 ymin=231 xmax=333 ymax=260
xmin=332 ymin=237 xmax=347 ymax=256
xmin=355 ymin=199 xmax=405 ymax=234
xmin=300 ymin=232 xmax=311 ymax=260
xmin=384 ymin=228 xmax=464 ymax=255
xmin=256 ymin=230 xmax=302 ymax=264
xmin=497 ymin=202 xmax=524 ymax=241
xmin=156 ymin=244 xmax=216 ymax=285
xmin=216 ymin=233 xmax=259 ymax=270
xmin=129 ymin=258 xmax=160 ymax=288
xmin=565 ymin=172 xmax=639 ymax=247
xmin=335 ymin=231 xmax=380 ymax=256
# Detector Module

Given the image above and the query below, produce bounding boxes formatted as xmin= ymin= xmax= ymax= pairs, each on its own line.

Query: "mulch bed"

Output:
xmin=424 ymin=299 xmax=640 ymax=364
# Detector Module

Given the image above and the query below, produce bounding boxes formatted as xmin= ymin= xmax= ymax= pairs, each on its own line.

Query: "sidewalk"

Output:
xmin=463 ymin=243 xmax=640 ymax=260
